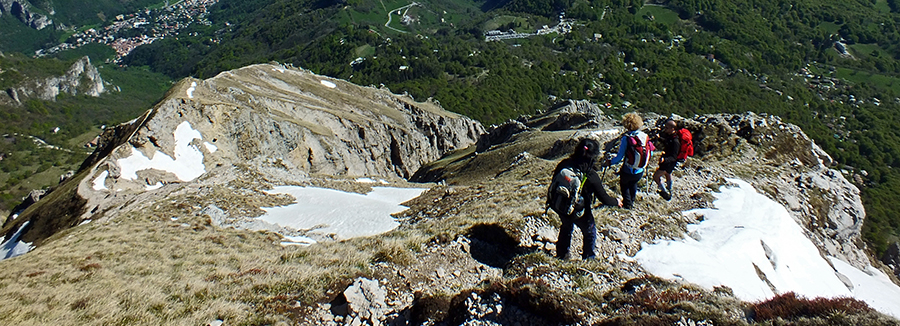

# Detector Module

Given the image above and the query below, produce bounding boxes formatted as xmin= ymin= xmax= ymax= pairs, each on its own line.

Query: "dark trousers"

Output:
xmin=620 ymin=171 xmax=643 ymax=209
xmin=556 ymin=214 xmax=597 ymax=259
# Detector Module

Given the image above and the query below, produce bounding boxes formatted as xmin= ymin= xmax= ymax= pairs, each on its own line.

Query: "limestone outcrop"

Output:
xmin=4 ymin=56 xmax=106 ymax=105
xmin=0 ymin=0 xmax=52 ymax=30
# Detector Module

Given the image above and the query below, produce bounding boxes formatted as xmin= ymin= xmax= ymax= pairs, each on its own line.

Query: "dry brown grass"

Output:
xmin=0 ymin=204 xmax=423 ymax=325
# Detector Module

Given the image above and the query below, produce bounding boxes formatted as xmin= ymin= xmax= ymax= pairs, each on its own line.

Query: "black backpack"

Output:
xmin=547 ymin=166 xmax=588 ymax=217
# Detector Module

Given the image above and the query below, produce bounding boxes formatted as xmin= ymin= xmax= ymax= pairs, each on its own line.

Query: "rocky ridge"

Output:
xmin=293 ymin=101 xmax=898 ymax=325
xmin=417 ymin=101 xmax=870 ymax=269
xmin=0 ymin=68 xmax=897 ymax=325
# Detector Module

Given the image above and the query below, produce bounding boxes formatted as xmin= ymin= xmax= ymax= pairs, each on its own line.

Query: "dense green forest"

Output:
xmin=2 ymin=0 xmax=900 ymax=255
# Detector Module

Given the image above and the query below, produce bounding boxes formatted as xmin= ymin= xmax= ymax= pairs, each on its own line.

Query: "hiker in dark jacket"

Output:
xmin=652 ymin=119 xmax=681 ymax=201
xmin=551 ymin=138 xmax=622 ymax=260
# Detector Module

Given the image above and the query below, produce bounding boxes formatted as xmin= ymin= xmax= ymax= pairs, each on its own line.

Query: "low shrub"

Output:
xmin=751 ymin=292 xmax=872 ymax=321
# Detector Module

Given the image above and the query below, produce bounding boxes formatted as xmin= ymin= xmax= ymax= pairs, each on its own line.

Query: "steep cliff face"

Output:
xmin=0 ymin=0 xmax=52 ymax=30
xmin=3 ymin=56 xmax=106 ymax=105
xmin=1 ymin=63 xmax=484 ymax=248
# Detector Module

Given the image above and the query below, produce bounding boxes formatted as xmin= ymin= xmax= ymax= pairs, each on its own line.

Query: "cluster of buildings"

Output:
xmin=799 ymin=66 xmax=843 ymax=93
xmin=35 ymin=0 xmax=219 ymax=62
xmin=795 ymin=64 xmax=888 ymax=107
xmin=484 ymin=14 xmax=575 ymax=42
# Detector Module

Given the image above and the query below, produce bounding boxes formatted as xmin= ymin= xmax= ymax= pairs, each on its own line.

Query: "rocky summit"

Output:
xmin=1 ymin=63 xmax=483 ymax=249
xmin=0 ymin=65 xmax=898 ymax=326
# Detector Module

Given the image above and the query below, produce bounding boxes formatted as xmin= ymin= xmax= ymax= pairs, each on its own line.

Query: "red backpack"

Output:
xmin=624 ymin=133 xmax=654 ymax=170
xmin=676 ymin=128 xmax=694 ymax=160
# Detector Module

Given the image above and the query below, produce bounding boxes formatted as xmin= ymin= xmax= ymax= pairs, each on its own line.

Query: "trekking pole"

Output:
xmin=600 ymin=165 xmax=609 ymax=184
xmin=599 ymin=152 xmax=614 ymax=184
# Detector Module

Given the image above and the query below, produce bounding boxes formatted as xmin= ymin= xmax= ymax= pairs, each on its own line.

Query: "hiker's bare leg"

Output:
xmin=653 ymin=169 xmax=666 ymax=189
xmin=664 ymin=171 xmax=673 ymax=192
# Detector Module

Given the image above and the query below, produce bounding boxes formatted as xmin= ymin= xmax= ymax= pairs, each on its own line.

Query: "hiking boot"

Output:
xmin=658 ymin=188 xmax=671 ymax=201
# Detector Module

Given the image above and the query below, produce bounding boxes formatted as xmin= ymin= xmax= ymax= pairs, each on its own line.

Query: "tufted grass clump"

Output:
xmin=597 ymin=276 xmax=750 ymax=326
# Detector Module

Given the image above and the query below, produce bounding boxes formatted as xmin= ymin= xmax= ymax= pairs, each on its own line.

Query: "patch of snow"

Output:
xmin=633 ymin=179 xmax=900 ymax=318
xmin=186 ymin=81 xmax=197 ymax=99
xmin=320 ymin=80 xmax=336 ymax=88
xmin=616 ymin=253 xmax=635 ymax=262
xmin=273 ymin=67 xmax=285 ymax=73
xmin=78 ymin=220 xmax=91 ymax=226
xmin=203 ymin=142 xmax=217 ymax=153
xmin=260 ymin=186 xmax=427 ymax=240
xmin=146 ymin=182 xmax=164 ymax=191
xmin=828 ymin=257 xmax=900 ymax=318
xmin=1 ymin=221 xmax=34 ymax=260
xmin=591 ymin=129 xmax=620 ymax=136
xmin=92 ymin=170 xmax=109 ymax=190
xmin=359 ymin=178 xmax=391 ymax=185
xmin=281 ymin=235 xmax=317 ymax=247
xmin=117 ymin=121 xmax=206 ymax=183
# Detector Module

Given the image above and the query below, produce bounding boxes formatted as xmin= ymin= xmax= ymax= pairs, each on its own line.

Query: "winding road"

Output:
xmin=384 ymin=2 xmax=419 ymax=33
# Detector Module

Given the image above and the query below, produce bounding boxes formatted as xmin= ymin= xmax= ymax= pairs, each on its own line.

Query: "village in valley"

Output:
xmin=34 ymin=0 xmax=219 ymax=62
xmin=484 ymin=12 xmax=576 ymax=42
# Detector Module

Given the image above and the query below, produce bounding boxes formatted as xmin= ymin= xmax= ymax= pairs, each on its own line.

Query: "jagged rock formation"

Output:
xmin=3 ymin=56 xmax=106 ymax=105
xmin=0 ymin=0 xmax=52 ymax=30
xmin=1 ymin=63 xmax=483 ymax=249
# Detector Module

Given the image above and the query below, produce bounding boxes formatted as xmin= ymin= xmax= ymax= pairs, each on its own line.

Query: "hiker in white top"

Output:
xmin=602 ymin=113 xmax=654 ymax=209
